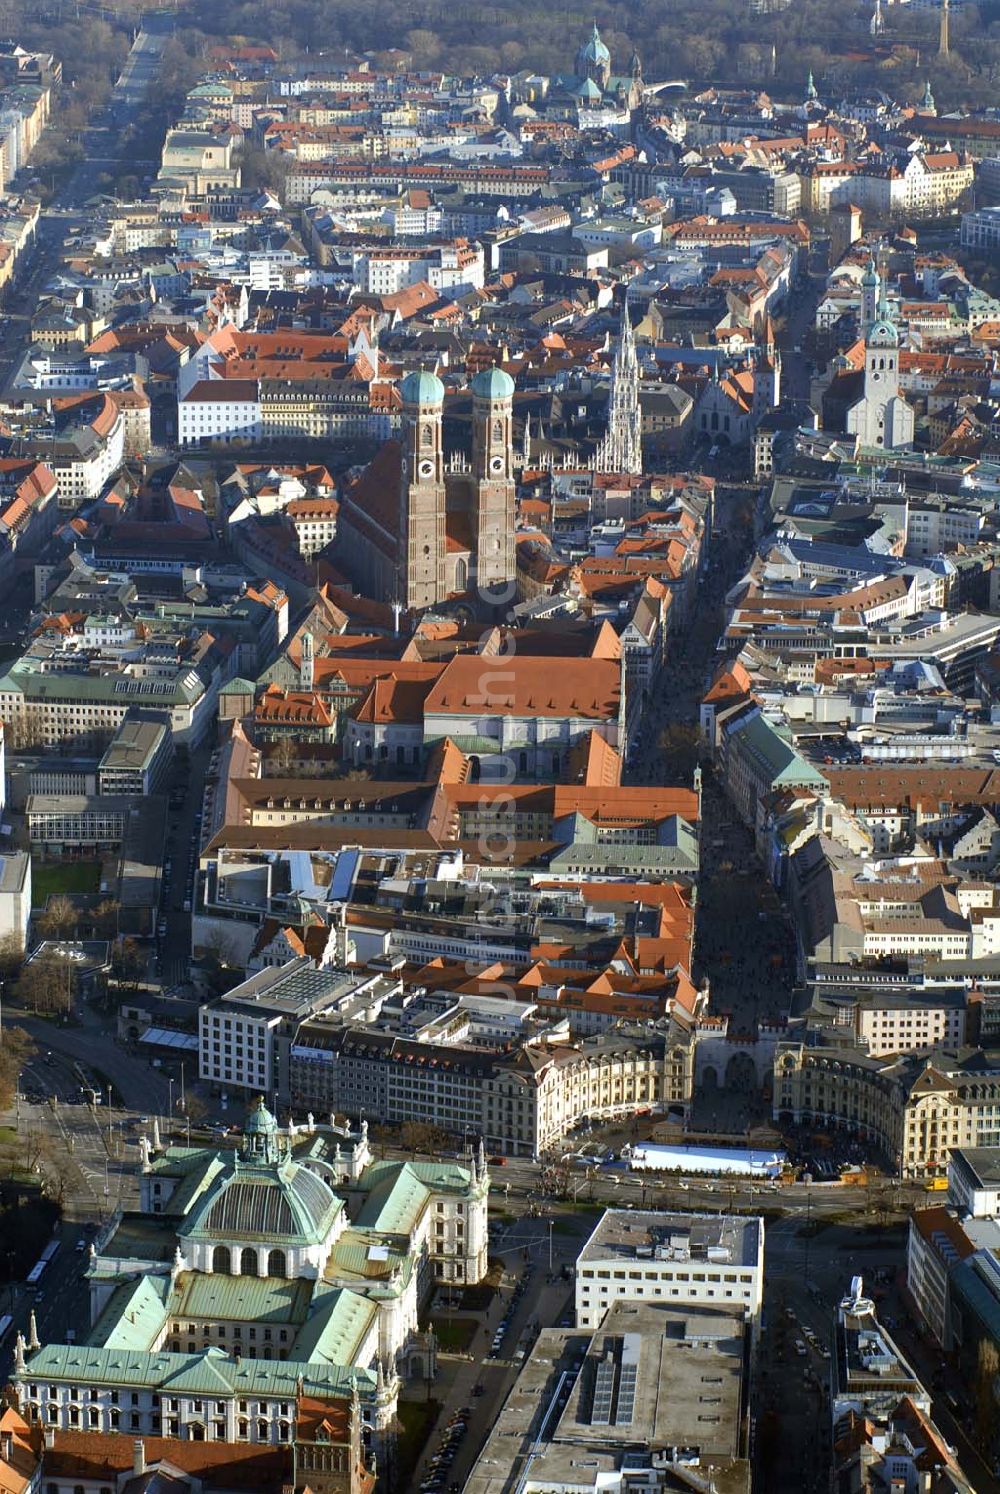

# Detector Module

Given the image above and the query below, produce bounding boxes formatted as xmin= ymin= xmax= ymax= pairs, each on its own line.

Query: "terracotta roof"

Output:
xmin=352 ymin=672 xmax=438 ymax=724
xmin=423 ymin=654 xmax=621 ymax=721
xmin=42 ymin=1431 xmax=289 ymax=1490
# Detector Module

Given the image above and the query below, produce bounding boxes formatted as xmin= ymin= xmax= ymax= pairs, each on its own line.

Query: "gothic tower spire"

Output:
xmin=597 ymin=301 xmax=642 ymax=476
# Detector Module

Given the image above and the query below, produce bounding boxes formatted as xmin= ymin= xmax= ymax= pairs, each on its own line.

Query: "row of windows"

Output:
xmin=211 ymin=1245 xmax=287 ymax=1277
xmin=580 ymin=1268 xmax=754 ymax=1283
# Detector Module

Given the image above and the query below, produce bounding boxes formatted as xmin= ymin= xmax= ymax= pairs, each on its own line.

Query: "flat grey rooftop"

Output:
xmin=579 ymin=1209 xmax=761 ymax=1269
xmin=464 ymin=1302 xmax=749 ymax=1494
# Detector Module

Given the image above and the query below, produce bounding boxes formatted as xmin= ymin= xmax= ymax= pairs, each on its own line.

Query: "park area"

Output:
xmin=31 ymin=861 xmax=103 ymax=907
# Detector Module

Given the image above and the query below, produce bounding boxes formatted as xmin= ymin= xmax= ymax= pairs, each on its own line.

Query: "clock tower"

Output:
xmin=470 ymin=365 xmax=516 ymax=595
xmin=399 ymin=369 xmax=447 ymax=610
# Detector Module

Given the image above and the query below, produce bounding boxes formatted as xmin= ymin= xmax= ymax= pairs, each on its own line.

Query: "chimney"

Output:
xmin=133 ymin=1439 xmax=145 ymax=1478
xmin=43 ymin=1429 xmax=55 ymax=1451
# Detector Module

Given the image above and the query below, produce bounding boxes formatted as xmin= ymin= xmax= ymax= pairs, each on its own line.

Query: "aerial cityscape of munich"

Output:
xmin=0 ymin=0 xmax=998 ymax=1488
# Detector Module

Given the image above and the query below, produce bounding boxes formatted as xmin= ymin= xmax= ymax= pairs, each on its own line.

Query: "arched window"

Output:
xmin=268 ymin=1249 xmax=286 ymax=1278
xmin=257 ymin=1420 xmax=269 ymax=1441
xmin=212 ymin=1245 xmax=231 ymax=1274
xmin=421 ymin=424 xmax=432 ymax=447
xmin=492 ymin=419 xmax=503 ymax=442
xmin=455 ymin=557 xmax=468 ymax=592
xmin=241 ymin=1247 xmax=259 ymax=1276
xmin=238 ymin=1420 xmax=249 ymax=1440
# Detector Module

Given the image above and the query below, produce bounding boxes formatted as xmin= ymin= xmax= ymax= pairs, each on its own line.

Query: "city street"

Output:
xmin=0 ymin=19 xmax=170 ymax=398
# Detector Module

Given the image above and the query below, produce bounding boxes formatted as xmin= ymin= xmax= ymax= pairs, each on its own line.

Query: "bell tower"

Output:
xmin=399 ymin=369 xmax=447 ymax=610
xmin=471 ymin=366 xmax=516 ymax=593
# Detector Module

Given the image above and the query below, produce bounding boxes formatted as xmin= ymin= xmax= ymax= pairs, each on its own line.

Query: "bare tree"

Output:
xmin=110 ymin=937 xmax=143 ymax=992
xmin=183 ymin=1091 xmax=208 ymax=1125
xmin=40 ymin=1145 xmax=75 ymax=1210
xmin=399 ymin=1121 xmax=449 ymax=1156
xmin=975 ymin=1339 xmax=999 ymax=1452
xmin=16 ymin=953 xmax=74 ymax=1014
xmin=37 ymin=894 xmax=78 ymax=941
xmin=0 ymin=1026 xmax=33 ymax=1110
xmin=267 ymin=735 xmax=298 ymax=777
xmin=0 ymin=931 xmax=23 ymax=980
xmin=92 ymin=898 xmax=121 ymax=938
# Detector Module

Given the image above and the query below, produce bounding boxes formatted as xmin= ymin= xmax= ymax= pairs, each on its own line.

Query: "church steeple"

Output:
xmin=805 ymin=69 xmax=818 ymax=101
xmin=470 ymin=365 xmax=517 ymax=593
xmin=398 ymin=368 xmax=447 ymax=611
xmin=921 ymin=78 xmax=936 ymax=113
xmin=596 ymin=300 xmax=642 ymax=476
xmin=861 ymin=253 xmax=882 ymax=336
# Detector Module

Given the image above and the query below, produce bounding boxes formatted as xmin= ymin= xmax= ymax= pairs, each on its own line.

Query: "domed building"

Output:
xmin=11 ymin=1100 xmax=490 ymax=1491
xmin=337 ymin=362 xmax=517 ymax=612
xmin=576 ymin=21 xmax=612 ymax=90
xmin=535 ymin=21 xmax=644 ymax=116
xmin=178 ymin=1099 xmax=345 ymax=1278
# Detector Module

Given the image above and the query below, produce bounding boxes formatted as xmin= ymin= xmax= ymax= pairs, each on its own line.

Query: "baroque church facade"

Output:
xmin=337 ymin=366 xmax=518 ymax=612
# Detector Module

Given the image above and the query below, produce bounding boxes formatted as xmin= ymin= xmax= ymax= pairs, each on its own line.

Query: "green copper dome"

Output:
xmin=471 ymin=366 xmax=515 ymax=399
xmin=400 ymin=369 xmax=445 ymax=405
xmin=579 ymin=21 xmax=611 ymax=66
xmin=180 ymin=1154 xmax=342 ymax=1247
xmin=244 ymin=1098 xmax=278 ymax=1137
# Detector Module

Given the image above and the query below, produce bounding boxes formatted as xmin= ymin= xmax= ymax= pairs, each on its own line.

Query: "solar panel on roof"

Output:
xmin=591 ymin=1356 xmax=615 ymax=1425
xmin=615 ymin=1364 xmax=637 ymax=1426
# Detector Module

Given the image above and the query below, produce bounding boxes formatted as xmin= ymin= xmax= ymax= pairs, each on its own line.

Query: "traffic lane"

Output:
xmin=15 ymin=1017 xmax=169 ymax=1112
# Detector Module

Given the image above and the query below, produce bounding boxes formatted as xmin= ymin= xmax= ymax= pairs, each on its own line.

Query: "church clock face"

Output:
xmin=490 ymin=456 xmax=505 ymax=474
xmin=419 ymin=459 xmax=435 ymax=479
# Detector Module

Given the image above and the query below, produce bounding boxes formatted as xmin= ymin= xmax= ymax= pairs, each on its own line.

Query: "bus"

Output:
xmin=25 ymin=1239 xmax=61 ymax=1287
